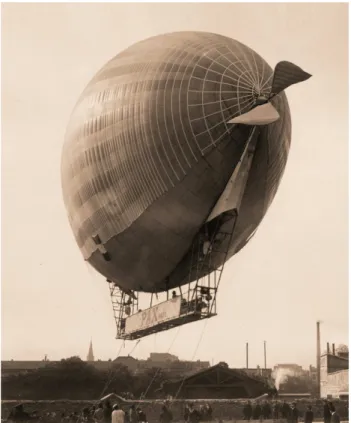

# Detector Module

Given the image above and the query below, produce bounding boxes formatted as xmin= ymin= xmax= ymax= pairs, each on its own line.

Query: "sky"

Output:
xmin=1 ymin=2 xmax=349 ymax=369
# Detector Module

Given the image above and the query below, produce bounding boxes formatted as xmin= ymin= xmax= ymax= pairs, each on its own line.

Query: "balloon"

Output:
xmin=61 ymin=31 xmax=310 ymax=294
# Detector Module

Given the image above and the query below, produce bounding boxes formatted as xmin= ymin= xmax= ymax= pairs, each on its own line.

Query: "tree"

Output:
xmin=133 ymin=367 xmax=167 ymax=398
xmin=2 ymin=357 xmax=105 ymax=400
xmin=104 ymin=363 xmax=134 ymax=395
xmin=279 ymin=375 xmax=318 ymax=394
xmin=218 ymin=362 xmax=229 ymax=368
xmin=2 ymin=360 xmax=178 ymax=400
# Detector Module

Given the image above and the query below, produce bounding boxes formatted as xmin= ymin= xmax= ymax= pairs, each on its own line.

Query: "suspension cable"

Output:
xmin=174 ymin=319 xmax=209 ymax=399
xmin=98 ymin=341 xmax=126 ymax=400
xmin=83 ymin=260 xmax=126 ymax=400
xmin=141 ymin=327 xmax=181 ymax=399
xmin=102 ymin=339 xmax=142 ymax=400
xmin=83 ymin=262 xmax=141 ymax=401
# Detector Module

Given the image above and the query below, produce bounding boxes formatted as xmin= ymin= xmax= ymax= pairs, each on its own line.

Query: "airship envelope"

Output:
xmin=61 ymin=32 xmax=311 ymax=336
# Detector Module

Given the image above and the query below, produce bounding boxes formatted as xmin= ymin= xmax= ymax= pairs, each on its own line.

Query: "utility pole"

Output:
xmin=316 ymin=321 xmax=321 ymax=398
xmin=246 ymin=342 xmax=249 ymax=369
xmin=264 ymin=341 xmax=267 ymax=369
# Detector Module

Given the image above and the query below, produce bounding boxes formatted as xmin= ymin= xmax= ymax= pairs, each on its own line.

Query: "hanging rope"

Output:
xmin=82 ymin=262 xmax=143 ymax=402
xmin=98 ymin=339 xmax=142 ymax=406
xmin=98 ymin=341 xmax=126 ymax=400
xmin=128 ymin=339 xmax=141 ymax=357
xmin=174 ymin=319 xmax=209 ymax=399
xmin=76 ymin=340 xmax=140 ymax=423
xmin=83 ymin=260 xmax=127 ymax=400
xmin=141 ymin=327 xmax=181 ymax=399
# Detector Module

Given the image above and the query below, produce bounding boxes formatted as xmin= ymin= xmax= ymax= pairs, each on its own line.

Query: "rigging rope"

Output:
xmin=82 ymin=178 xmax=235 ymax=406
xmin=76 ymin=340 xmax=140 ymax=423
xmin=98 ymin=339 xmax=141 ymax=403
xmin=98 ymin=341 xmax=126 ymax=400
xmin=141 ymin=327 xmax=181 ymax=399
xmin=83 ymin=261 xmax=141 ymax=403
xmin=174 ymin=319 xmax=209 ymax=399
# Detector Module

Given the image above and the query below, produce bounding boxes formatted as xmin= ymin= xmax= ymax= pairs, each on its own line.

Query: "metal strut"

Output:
xmin=108 ymin=281 xmax=139 ymax=339
xmin=184 ymin=209 xmax=238 ymax=320
xmin=186 ymin=126 xmax=260 ymax=319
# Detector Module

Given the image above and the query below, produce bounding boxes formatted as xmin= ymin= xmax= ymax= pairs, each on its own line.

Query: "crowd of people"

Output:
xmin=3 ymin=399 xmax=346 ymax=423
xmin=5 ymin=401 xmax=152 ymax=423
xmin=241 ymin=400 xmax=343 ymax=423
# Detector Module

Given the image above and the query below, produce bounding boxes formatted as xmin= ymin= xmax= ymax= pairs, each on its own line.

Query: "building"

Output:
xmin=320 ymin=343 xmax=349 ymax=399
xmin=113 ymin=354 xmax=210 ymax=375
xmin=160 ymin=363 xmax=272 ymax=399
xmin=113 ymin=356 xmax=139 ymax=372
xmin=149 ymin=353 xmax=178 ymax=363
xmin=272 ymin=364 xmax=304 ymax=379
xmin=308 ymin=365 xmax=318 ymax=384
xmin=243 ymin=366 xmax=272 ymax=379
xmin=87 ymin=340 xmax=94 ymax=362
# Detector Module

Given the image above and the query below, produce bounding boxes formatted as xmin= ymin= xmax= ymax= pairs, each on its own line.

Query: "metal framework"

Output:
xmin=109 ymin=127 xmax=259 ymax=341
xmin=186 ymin=208 xmax=239 ymax=318
xmin=107 ymin=209 xmax=238 ymax=341
xmin=109 ymin=282 xmax=139 ymax=337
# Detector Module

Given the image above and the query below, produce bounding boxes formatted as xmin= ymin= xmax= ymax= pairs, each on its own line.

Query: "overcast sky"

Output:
xmin=2 ymin=2 xmax=348 ymax=369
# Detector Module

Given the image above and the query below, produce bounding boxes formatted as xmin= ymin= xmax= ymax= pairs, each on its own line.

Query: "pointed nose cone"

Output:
xmin=228 ymin=102 xmax=280 ymax=126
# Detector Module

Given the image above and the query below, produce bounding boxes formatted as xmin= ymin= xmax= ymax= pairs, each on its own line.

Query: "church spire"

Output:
xmin=87 ymin=339 xmax=94 ymax=362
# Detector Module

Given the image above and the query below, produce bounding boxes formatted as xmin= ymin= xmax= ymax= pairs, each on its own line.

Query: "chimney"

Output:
xmin=316 ymin=321 xmax=321 ymax=398
xmin=327 ymin=342 xmax=330 ymax=354
xmin=332 ymin=343 xmax=335 ymax=355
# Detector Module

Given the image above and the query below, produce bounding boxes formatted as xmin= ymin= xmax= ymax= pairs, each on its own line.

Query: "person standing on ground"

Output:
xmin=94 ymin=403 xmax=104 ymax=422
xmin=291 ymin=403 xmax=299 ymax=423
xmin=323 ymin=401 xmax=332 ymax=423
xmin=243 ymin=401 xmax=253 ymax=420
xmin=281 ymin=401 xmax=291 ymax=419
xmin=129 ymin=405 xmax=138 ymax=423
xmin=253 ymin=402 xmax=262 ymax=420
xmin=304 ymin=406 xmax=314 ymax=423
xmin=137 ymin=407 xmax=147 ymax=423
xmin=103 ymin=401 xmax=113 ymax=423
xmin=184 ymin=404 xmax=190 ymax=422
xmin=262 ymin=402 xmax=272 ymax=420
xmin=329 ymin=404 xmax=340 ymax=423
xmin=205 ymin=404 xmax=213 ymax=421
xmin=187 ymin=404 xmax=200 ymax=423
xmin=112 ymin=404 xmax=125 ymax=423
xmin=272 ymin=402 xmax=280 ymax=419
xmin=160 ymin=404 xmax=173 ymax=423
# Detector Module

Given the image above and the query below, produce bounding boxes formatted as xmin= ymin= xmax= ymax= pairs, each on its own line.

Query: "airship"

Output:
xmin=61 ymin=31 xmax=311 ymax=340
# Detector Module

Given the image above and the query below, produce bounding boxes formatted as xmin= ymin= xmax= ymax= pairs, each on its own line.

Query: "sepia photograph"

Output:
xmin=1 ymin=2 xmax=349 ymax=423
